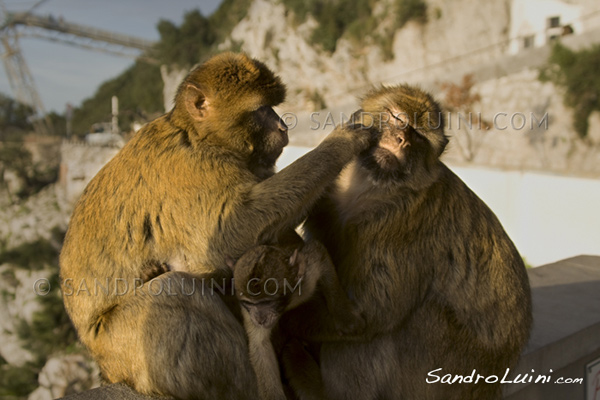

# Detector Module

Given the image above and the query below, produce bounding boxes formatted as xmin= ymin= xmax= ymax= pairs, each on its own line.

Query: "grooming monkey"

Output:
xmin=59 ymin=52 xmax=372 ymax=399
xmin=282 ymin=84 xmax=533 ymax=400
xmin=227 ymin=237 xmax=364 ymax=400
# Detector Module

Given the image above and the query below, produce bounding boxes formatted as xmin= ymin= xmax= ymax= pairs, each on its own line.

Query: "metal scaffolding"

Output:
xmin=0 ymin=1 xmax=157 ymax=135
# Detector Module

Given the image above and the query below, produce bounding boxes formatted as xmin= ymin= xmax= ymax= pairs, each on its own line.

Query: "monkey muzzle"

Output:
xmin=250 ymin=309 xmax=280 ymax=329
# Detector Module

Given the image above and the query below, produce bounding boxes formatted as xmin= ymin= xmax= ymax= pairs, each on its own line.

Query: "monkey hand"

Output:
xmin=325 ymin=116 xmax=377 ymax=154
xmin=334 ymin=307 xmax=366 ymax=336
xmin=281 ymin=337 xmax=313 ymax=371
xmin=347 ymin=109 xmax=368 ymax=127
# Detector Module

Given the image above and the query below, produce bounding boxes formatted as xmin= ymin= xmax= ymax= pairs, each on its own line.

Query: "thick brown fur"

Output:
xmin=59 ymin=52 xmax=372 ymax=399
xmin=228 ymin=237 xmax=363 ymax=400
xmin=282 ymin=84 xmax=533 ymax=400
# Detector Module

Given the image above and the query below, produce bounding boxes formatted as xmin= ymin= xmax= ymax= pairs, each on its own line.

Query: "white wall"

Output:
xmin=278 ymin=146 xmax=600 ymax=267
xmin=508 ymin=0 xmax=583 ymax=54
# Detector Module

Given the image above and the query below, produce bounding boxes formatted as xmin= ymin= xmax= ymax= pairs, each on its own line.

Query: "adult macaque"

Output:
xmin=283 ymin=84 xmax=532 ymax=400
xmin=60 ymin=52 xmax=372 ymax=398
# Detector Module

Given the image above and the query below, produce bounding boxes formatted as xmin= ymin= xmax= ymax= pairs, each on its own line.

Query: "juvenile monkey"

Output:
xmin=282 ymin=84 xmax=532 ymax=400
xmin=59 ymin=53 xmax=372 ymax=398
xmin=227 ymin=238 xmax=363 ymax=400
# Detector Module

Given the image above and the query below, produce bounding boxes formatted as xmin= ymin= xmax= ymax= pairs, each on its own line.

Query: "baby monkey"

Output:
xmin=227 ymin=238 xmax=362 ymax=400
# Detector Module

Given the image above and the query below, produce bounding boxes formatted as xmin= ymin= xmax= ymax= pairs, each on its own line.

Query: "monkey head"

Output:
xmin=227 ymin=245 xmax=302 ymax=329
xmin=170 ymin=52 xmax=288 ymax=172
xmin=355 ymin=85 xmax=448 ymax=187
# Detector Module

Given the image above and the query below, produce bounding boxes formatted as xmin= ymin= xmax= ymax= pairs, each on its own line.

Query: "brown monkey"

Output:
xmin=282 ymin=84 xmax=532 ymax=400
xmin=227 ymin=238 xmax=363 ymax=400
xmin=59 ymin=52 xmax=372 ymax=399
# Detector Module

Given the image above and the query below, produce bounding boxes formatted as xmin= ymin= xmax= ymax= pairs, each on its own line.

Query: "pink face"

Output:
xmin=369 ymin=108 xmax=416 ymax=171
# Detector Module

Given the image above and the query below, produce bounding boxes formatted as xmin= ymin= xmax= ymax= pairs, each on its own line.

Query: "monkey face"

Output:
xmin=171 ymin=52 xmax=288 ymax=169
xmin=372 ymin=110 xmax=412 ymax=168
xmin=229 ymin=245 xmax=299 ymax=328
xmin=241 ymin=299 xmax=284 ymax=329
xmin=358 ymin=85 xmax=449 ymax=186
xmin=248 ymin=105 xmax=289 ymax=168
xmin=359 ymin=109 xmax=430 ymax=183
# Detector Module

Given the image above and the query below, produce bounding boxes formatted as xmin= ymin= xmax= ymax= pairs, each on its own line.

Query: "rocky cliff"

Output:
xmin=2 ymin=0 xmax=600 ymax=398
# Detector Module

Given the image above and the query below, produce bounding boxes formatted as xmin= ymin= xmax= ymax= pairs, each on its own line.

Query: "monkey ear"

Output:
xmin=225 ymin=256 xmax=236 ymax=271
xmin=183 ymin=83 xmax=210 ymax=122
xmin=291 ymin=249 xmax=306 ymax=279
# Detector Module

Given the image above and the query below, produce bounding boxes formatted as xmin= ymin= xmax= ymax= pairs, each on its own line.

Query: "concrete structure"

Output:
xmin=451 ymin=165 xmax=600 ymax=267
xmin=58 ymin=140 xmax=120 ymax=207
xmin=505 ymin=255 xmax=600 ymax=399
xmin=508 ymin=0 xmax=583 ymax=55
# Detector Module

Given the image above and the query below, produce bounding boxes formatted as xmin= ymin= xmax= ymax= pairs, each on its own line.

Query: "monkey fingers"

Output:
xmin=333 ymin=306 xmax=366 ymax=336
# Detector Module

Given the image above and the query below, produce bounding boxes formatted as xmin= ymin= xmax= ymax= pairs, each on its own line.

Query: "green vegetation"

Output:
xmin=72 ymin=0 xmax=252 ymax=135
xmin=155 ymin=10 xmax=216 ymax=67
xmin=0 ymin=143 xmax=58 ymax=200
xmin=539 ymin=43 xmax=600 ymax=139
xmin=0 ymin=237 xmax=58 ymax=270
xmin=0 ymin=98 xmax=59 ymax=201
xmin=208 ymin=0 xmax=253 ymax=46
xmin=396 ymin=0 xmax=427 ymax=27
xmin=308 ymin=89 xmax=327 ymax=110
xmin=0 ymin=92 xmax=67 ymax=138
xmin=282 ymin=0 xmax=427 ymax=56
xmin=155 ymin=0 xmax=251 ymax=67
xmin=69 ymin=0 xmax=429 ymax=134
xmin=0 ymin=93 xmax=34 ymax=139
xmin=0 ymin=363 xmax=39 ymax=398
xmin=17 ymin=269 xmax=78 ymax=365
xmin=0 ymin=228 xmax=78 ymax=397
xmin=72 ymin=61 xmax=163 ymax=136
xmin=64 ymin=0 xmax=431 ymax=135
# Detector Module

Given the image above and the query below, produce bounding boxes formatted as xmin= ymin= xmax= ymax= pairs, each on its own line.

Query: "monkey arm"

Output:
xmin=243 ymin=312 xmax=287 ymax=400
xmin=281 ymin=248 xmax=434 ymax=343
xmin=300 ymin=240 xmax=365 ymax=334
xmin=243 ymin=125 xmax=371 ymax=240
xmin=301 ymin=189 xmax=337 ymax=244
xmin=280 ymin=338 xmax=327 ymax=400
xmin=279 ymin=295 xmax=366 ymax=343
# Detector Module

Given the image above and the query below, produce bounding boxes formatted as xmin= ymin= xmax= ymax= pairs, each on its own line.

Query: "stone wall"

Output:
xmin=58 ymin=140 xmax=120 ymax=208
xmin=283 ymin=26 xmax=600 ymax=177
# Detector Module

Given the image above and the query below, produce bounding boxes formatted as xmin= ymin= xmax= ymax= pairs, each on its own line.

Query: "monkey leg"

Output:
xmin=320 ymin=336 xmax=402 ymax=400
xmin=301 ymin=240 xmax=365 ymax=335
xmin=280 ymin=338 xmax=326 ymax=400
xmin=90 ymin=271 xmax=258 ymax=400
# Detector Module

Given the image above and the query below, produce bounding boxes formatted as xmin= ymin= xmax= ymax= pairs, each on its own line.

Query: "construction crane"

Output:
xmin=0 ymin=0 xmax=157 ymax=135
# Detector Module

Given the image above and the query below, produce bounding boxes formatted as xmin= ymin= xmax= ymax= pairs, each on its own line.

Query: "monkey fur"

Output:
xmin=227 ymin=237 xmax=363 ymax=400
xmin=59 ymin=52 xmax=372 ymax=399
xmin=282 ymin=84 xmax=533 ymax=400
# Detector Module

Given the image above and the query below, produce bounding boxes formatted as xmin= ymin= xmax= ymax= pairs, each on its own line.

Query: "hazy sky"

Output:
xmin=0 ymin=0 xmax=223 ymax=113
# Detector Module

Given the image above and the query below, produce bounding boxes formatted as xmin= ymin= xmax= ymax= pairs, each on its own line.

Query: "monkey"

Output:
xmin=280 ymin=84 xmax=533 ymax=400
xmin=226 ymin=236 xmax=364 ymax=400
xmin=59 ymin=52 xmax=373 ymax=399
